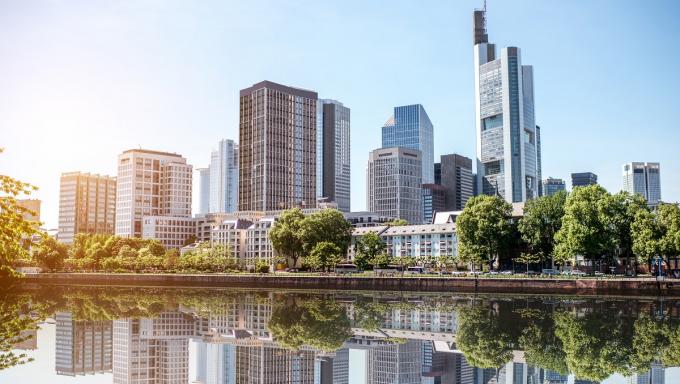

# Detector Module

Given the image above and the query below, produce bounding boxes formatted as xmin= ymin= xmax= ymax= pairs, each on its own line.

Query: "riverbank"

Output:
xmin=19 ymin=272 xmax=680 ymax=296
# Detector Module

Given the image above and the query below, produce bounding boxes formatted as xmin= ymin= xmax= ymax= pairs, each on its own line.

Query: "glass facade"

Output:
xmin=623 ymin=162 xmax=661 ymax=206
xmin=316 ymin=99 xmax=351 ymax=212
xmin=209 ymin=139 xmax=239 ymax=213
xmin=381 ymin=104 xmax=434 ymax=184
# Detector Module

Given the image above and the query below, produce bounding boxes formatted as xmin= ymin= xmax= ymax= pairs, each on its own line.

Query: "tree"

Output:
xmin=305 ymin=241 xmax=343 ymax=272
xmin=456 ymin=195 xmax=513 ymax=270
xmin=164 ymin=248 xmax=180 ymax=271
xmin=299 ymin=209 xmax=353 ymax=256
xmin=456 ymin=305 xmax=513 ymax=369
xmin=0 ymin=149 xmax=41 ymax=279
xmin=657 ymin=203 xmax=680 ymax=261
xmin=254 ymin=260 xmax=270 ymax=273
xmin=518 ymin=191 xmax=566 ymax=267
xmin=32 ymin=237 xmax=67 ymax=272
xmin=631 ymin=210 xmax=661 ymax=265
xmin=554 ymin=185 xmax=615 ymax=268
xmin=354 ymin=232 xmax=385 ymax=270
xmin=514 ymin=253 xmax=541 ymax=275
xmin=269 ymin=208 xmax=305 ymax=268
xmin=386 ymin=218 xmax=408 ymax=226
xmin=371 ymin=253 xmax=390 ymax=269
xmin=606 ymin=192 xmax=648 ymax=264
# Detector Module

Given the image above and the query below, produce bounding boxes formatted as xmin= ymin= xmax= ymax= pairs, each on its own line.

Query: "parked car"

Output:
xmin=405 ymin=266 xmax=425 ymax=275
xmin=594 ymin=271 xmax=605 ymax=277
xmin=571 ymin=270 xmax=587 ymax=276
xmin=500 ymin=270 xmax=514 ymax=275
xmin=284 ymin=268 xmax=300 ymax=273
xmin=526 ymin=270 xmax=540 ymax=276
xmin=542 ymin=269 xmax=560 ymax=276
xmin=450 ymin=271 xmax=466 ymax=276
xmin=335 ymin=264 xmax=359 ymax=274
xmin=488 ymin=271 xmax=500 ymax=275
xmin=469 ymin=270 xmax=484 ymax=275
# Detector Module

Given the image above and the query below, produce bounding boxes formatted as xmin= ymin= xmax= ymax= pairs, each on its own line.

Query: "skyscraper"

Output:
xmin=209 ymin=139 xmax=239 ymax=213
xmin=439 ymin=154 xmax=474 ymax=211
xmin=239 ymin=81 xmax=317 ymax=211
xmin=542 ymin=177 xmax=566 ymax=196
xmin=367 ymin=147 xmax=423 ymax=225
xmin=571 ymin=172 xmax=598 ymax=188
xmin=474 ymin=5 xmax=541 ymax=202
xmin=317 ymin=99 xmax=351 ymax=213
xmin=58 ymin=172 xmax=116 ymax=244
xmin=382 ymin=104 xmax=434 ymax=183
xmin=115 ymin=149 xmax=192 ymax=239
xmin=55 ymin=312 xmax=112 ymax=376
xmin=623 ymin=162 xmax=661 ymax=206
xmin=422 ymin=184 xmax=446 ymax=224
xmin=197 ymin=167 xmax=210 ymax=215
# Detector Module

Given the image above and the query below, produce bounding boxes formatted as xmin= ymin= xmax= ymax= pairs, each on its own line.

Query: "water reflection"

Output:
xmin=2 ymin=285 xmax=679 ymax=383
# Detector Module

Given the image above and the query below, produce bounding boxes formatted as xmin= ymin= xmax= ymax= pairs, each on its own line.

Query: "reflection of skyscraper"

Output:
xmin=629 ymin=362 xmax=665 ymax=384
xmin=113 ymin=312 xmax=195 ymax=384
xmin=544 ymin=370 xmax=568 ymax=384
xmin=55 ymin=312 xmax=112 ymax=376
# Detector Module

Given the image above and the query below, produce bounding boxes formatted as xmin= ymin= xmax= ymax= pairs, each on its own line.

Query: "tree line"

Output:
xmin=457 ymin=185 xmax=680 ymax=273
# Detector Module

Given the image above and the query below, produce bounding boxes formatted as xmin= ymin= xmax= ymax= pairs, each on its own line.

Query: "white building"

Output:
xmin=367 ymin=147 xmax=423 ymax=225
xmin=349 ymin=223 xmax=457 ymax=260
xmin=142 ymin=216 xmax=197 ymax=249
xmin=197 ymin=167 xmax=210 ymax=215
xmin=209 ymin=139 xmax=239 ymax=214
xmin=58 ymin=172 xmax=116 ymax=244
xmin=210 ymin=219 xmax=252 ymax=261
xmin=244 ymin=218 xmax=277 ymax=268
xmin=474 ymin=6 xmax=541 ymax=203
xmin=115 ymin=149 xmax=192 ymax=239
xmin=623 ymin=162 xmax=661 ymax=206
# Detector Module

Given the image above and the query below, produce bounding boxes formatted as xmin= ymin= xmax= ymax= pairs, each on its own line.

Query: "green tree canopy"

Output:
xmin=456 ymin=195 xmax=513 ymax=269
xmin=554 ymin=185 xmax=615 ymax=266
xmin=299 ymin=209 xmax=352 ymax=255
xmin=354 ymin=231 xmax=385 ymax=270
xmin=518 ymin=191 xmax=567 ymax=265
xmin=386 ymin=218 xmax=408 ymax=226
xmin=304 ymin=241 xmax=343 ymax=272
xmin=456 ymin=305 xmax=513 ymax=369
xmin=268 ymin=208 xmax=305 ymax=268
xmin=33 ymin=237 xmax=68 ymax=272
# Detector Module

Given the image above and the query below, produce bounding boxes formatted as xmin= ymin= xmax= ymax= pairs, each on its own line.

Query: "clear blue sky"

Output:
xmin=1 ymin=0 xmax=679 ymax=228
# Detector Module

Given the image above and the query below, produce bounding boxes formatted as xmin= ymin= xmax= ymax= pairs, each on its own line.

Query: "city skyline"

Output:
xmin=2 ymin=1 xmax=680 ymax=228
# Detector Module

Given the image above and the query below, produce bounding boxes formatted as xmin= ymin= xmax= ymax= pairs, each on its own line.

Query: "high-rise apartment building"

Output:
xmin=58 ymin=172 xmax=116 ymax=244
xmin=367 ymin=147 xmax=423 ymax=225
xmin=382 ymin=104 xmax=434 ymax=183
xmin=115 ymin=149 xmax=192 ymax=240
xmin=239 ymin=81 xmax=317 ymax=211
xmin=571 ymin=172 xmax=598 ymax=188
xmin=542 ymin=177 xmax=566 ymax=196
xmin=438 ymin=154 xmax=474 ymax=211
xmin=317 ymin=99 xmax=351 ymax=213
xmin=474 ymin=6 xmax=541 ymax=202
xmin=623 ymin=162 xmax=661 ymax=206
xmin=209 ymin=139 xmax=239 ymax=213
xmin=197 ymin=167 xmax=210 ymax=215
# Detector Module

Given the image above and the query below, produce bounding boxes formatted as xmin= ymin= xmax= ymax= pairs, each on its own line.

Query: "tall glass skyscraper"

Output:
xmin=473 ymin=6 xmax=541 ymax=202
xmin=209 ymin=139 xmax=239 ymax=213
xmin=316 ymin=99 xmax=351 ymax=212
xmin=381 ymin=104 xmax=434 ymax=184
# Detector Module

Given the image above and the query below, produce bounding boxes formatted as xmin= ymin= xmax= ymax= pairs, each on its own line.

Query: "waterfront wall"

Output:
xmin=20 ymin=273 xmax=680 ymax=296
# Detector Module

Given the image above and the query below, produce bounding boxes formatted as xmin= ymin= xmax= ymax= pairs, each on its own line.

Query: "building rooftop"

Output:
xmin=382 ymin=223 xmax=456 ymax=235
xmin=239 ymin=80 xmax=317 ymax=99
xmin=121 ymin=148 xmax=184 ymax=158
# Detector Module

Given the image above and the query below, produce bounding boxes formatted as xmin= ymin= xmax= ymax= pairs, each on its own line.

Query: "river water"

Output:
xmin=1 ymin=285 xmax=678 ymax=383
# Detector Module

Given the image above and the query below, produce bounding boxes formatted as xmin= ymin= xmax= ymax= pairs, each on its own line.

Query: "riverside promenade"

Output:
xmin=21 ymin=273 xmax=680 ymax=296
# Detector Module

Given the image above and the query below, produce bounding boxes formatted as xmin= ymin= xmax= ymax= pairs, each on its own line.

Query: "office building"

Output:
xmin=239 ymin=81 xmax=317 ymax=211
xmin=115 ymin=149 xmax=192 ymax=241
xmin=623 ymin=162 xmax=661 ymax=206
xmin=382 ymin=104 xmax=434 ymax=183
xmin=209 ymin=139 xmax=239 ymax=213
xmin=367 ymin=147 xmax=423 ymax=225
xmin=349 ymin=222 xmax=457 ymax=260
xmin=55 ymin=312 xmax=112 ymax=376
xmin=438 ymin=154 xmax=474 ymax=211
xmin=58 ymin=172 xmax=116 ymax=244
xmin=142 ymin=216 xmax=197 ymax=249
xmin=474 ymin=5 xmax=541 ymax=202
xmin=542 ymin=177 xmax=566 ymax=196
xmin=422 ymin=184 xmax=446 ymax=224
xmin=197 ymin=168 xmax=210 ymax=215
xmin=571 ymin=172 xmax=598 ymax=188
xmin=317 ymin=99 xmax=351 ymax=213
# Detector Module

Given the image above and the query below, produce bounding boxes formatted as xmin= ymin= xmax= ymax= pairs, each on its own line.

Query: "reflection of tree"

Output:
xmin=352 ymin=299 xmax=391 ymax=331
xmin=554 ymin=311 xmax=635 ymax=381
xmin=269 ymin=297 xmax=352 ymax=352
xmin=0 ymin=290 xmax=48 ymax=370
xmin=517 ymin=310 xmax=568 ymax=375
xmin=456 ymin=304 xmax=513 ymax=369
